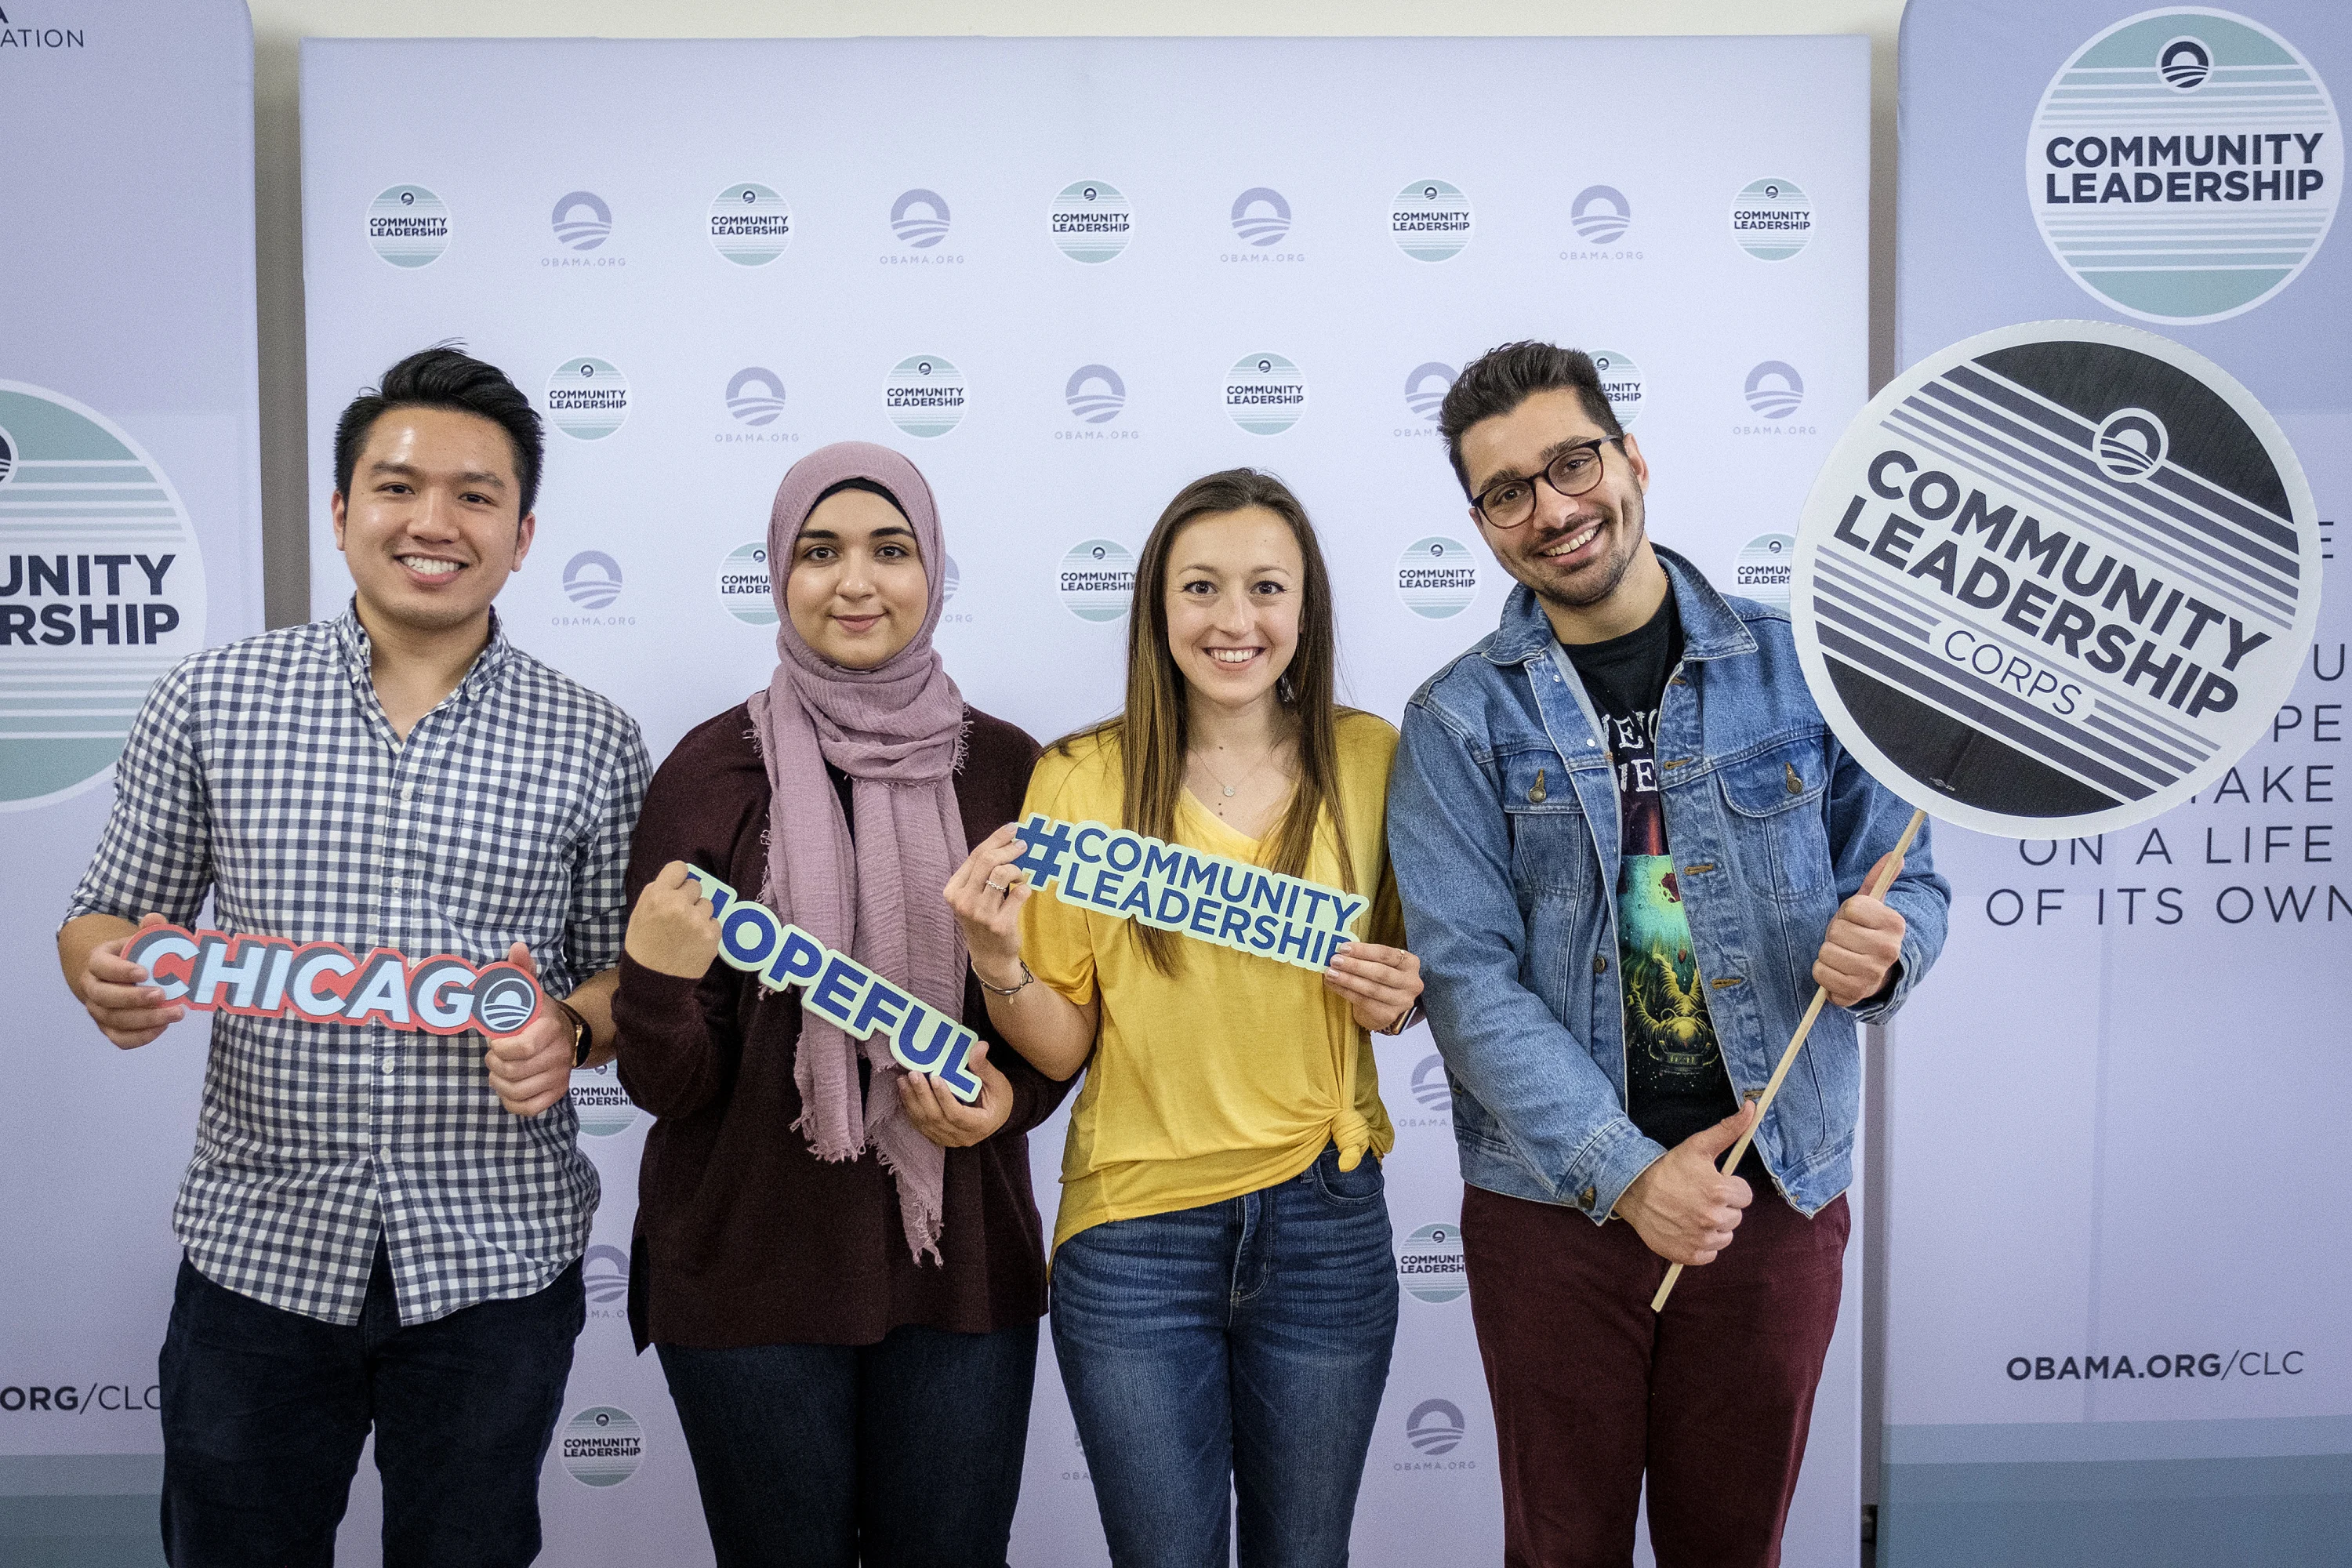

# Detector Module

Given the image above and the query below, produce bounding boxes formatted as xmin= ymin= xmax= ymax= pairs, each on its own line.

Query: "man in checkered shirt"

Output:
xmin=57 ymin=347 xmax=650 ymax=1566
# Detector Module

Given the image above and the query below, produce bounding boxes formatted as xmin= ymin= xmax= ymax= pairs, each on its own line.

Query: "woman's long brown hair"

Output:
xmin=1058 ymin=469 xmax=1358 ymax=974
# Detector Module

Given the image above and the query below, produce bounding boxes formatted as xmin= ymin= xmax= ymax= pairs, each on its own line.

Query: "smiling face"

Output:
xmin=785 ymin=487 xmax=927 ymax=670
xmin=331 ymin=405 xmax=535 ymax=641
xmin=1458 ymin=387 xmax=1661 ymax=641
xmin=1163 ymin=505 xmax=1305 ymax=713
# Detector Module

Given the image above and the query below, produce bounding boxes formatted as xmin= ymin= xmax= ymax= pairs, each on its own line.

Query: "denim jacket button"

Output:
xmin=1580 ymin=1186 xmax=1597 ymax=1209
xmin=1592 ymin=955 xmax=1608 ymax=975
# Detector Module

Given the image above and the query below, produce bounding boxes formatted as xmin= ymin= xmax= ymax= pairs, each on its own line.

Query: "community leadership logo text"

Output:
xmin=1226 ymin=354 xmax=1305 ymax=436
xmin=0 ymin=383 xmax=207 ymax=809
xmin=1051 ymin=181 xmax=1132 ymax=263
xmin=885 ymin=357 xmax=966 ymax=438
xmin=1058 ymin=539 xmax=1135 ymax=622
xmin=1396 ymin=539 xmax=1477 ymax=620
xmin=561 ymin=1407 xmax=643 ymax=1487
xmin=546 ymin=359 xmax=629 ymax=440
xmin=1731 ymin=177 xmax=1812 ymax=260
xmin=710 ymin=182 xmax=791 ymax=266
xmin=1392 ymin=180 xmax=1472 ymax=261
xmin=1791 ymin=320 xmax=2321 ymax=839
xmin=1592 ymin=350 xmax=1645 ymax=426
xmin=2028 ymin=9 xmax=2339 ymax=323
xmin=717 ymin=543 xmax=775 ymax=626
xmin=365 ymin=185 xmax=448 ymax=268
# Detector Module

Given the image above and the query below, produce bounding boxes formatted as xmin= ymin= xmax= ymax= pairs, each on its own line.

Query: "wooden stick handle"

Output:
xmin=1650 ymin=807 xmax=1926 ymax=1313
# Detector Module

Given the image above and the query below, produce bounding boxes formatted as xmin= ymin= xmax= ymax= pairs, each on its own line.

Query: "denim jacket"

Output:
xmin=1387 ymin=546 xmax=1950 ymax=1221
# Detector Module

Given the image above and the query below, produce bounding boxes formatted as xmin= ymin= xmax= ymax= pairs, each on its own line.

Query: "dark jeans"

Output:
xmin=657 ymin=1319 xmax=1040 ymax=1568
xmin=1461 ymin=1182 xmax=1849 ymax=1568
xmin=1049 ymin=1145 xmax=1399 ymax=1568
xmin=158 ymin=1244 xmax=583 ymax=1567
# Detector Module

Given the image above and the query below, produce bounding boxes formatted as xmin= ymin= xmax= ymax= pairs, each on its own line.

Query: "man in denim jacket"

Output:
xmin=1388 ymin=343 xmax=1949 ymax=1567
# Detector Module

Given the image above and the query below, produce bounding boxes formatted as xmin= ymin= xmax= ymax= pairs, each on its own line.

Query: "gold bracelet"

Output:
xmin=974 ymin=958 xmax=1034 ymax=998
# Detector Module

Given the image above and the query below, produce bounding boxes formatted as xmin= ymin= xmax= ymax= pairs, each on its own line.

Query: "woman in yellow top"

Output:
xmin=946 ymin=469 xmax=1422 ymax=1568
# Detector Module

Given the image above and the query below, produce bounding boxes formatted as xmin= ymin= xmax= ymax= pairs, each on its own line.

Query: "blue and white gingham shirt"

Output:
xmin=66 ymin=604 xmax=649 ymax=1326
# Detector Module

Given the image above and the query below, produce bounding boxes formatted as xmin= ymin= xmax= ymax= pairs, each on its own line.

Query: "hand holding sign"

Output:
xmin=483 ymin=944 xmax=574 ymax=1119
xmin=943 ymin=822 xmax=1033 ymax=988
xmin=896 ymin=1040 xmax=1014 ymax=1149
xmin=1812 ymin=848 xmax=1909 ymax=1008
xmin=1619 ymin=1102 xmax=1759 ymax=1267
xmin=74 ymin=911 xmax=187 ymax=1050
xmin=625 ymin=860 xmax=724 ymax=978
xmin=1324 ymin=942 xmax=1424 ymax=1033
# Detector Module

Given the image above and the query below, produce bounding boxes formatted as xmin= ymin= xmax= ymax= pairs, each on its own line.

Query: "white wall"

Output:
xmin=249 ymin=0 xmax=1911 ymax=629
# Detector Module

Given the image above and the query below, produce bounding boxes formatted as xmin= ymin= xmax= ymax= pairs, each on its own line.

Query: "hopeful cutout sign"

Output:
xmin=122 ymin=925 xmax=545 ymax=1036
xmin=1007 ymin=814 xmax=1367 ymax=971
xmin=684 ymin=867 xmax=985 ymax=1104
xmin=1792 ymin=319 xmax=2321 ymax=839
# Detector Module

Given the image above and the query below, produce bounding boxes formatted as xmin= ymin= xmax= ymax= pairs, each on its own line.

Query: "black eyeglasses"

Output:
xmin=1470 ymin=437 xmax=1621 ymax=530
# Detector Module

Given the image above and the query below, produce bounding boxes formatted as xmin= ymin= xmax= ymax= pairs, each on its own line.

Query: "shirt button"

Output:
xmin=401 ymin=784 xmax=415 ymax=803
xmin=379 ymin=1059 xmax=396 ymax=1077
xmin=1593 ymin=955 xmax=1608 ymax=975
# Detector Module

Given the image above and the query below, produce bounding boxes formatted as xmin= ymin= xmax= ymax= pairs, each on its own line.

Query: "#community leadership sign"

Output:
xmin=1792 ymin=319 xmax=2321 ymax=838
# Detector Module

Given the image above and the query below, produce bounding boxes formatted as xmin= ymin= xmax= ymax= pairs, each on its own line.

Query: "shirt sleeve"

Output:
xmin=1016 ymin=750 xmax=1098 ymax=1009
xmin=63 ymin=661 xmax=215 ymax=929
xmin=565 ymin=711 xmax=652 ymax=983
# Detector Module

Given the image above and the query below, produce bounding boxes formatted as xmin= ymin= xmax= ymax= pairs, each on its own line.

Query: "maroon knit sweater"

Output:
xmin=612 ymin=702 xmax=1065 ymax=1351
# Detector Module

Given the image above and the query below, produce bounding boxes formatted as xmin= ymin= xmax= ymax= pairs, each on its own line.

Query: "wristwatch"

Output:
xmin=556 ymin=999 xmax=593 ymax=1068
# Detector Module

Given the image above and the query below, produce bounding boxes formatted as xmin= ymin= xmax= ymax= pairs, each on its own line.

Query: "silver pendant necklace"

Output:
xmin=1195 ymin=742 xmax=1278 ymax=810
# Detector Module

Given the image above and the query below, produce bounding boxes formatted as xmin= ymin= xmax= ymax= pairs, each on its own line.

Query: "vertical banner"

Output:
xmin=1886 ymin=5 xmax=2347 ymax=1564
xmin=302 ymin=36 xmax=1868 ymax=1566
xmin=0 ymin=0 xmax=265 ymax=1557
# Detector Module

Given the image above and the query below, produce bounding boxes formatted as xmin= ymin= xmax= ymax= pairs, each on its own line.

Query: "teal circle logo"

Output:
xmin=561 ymin=1407 xmax=643 ymax=1486
xmin=1733 ymin=534 xmax=1793 ymax=608
xmin=0 ymin=383 xmax=208 ymax=810
xmin=1058 ymin=539 xmax=1135 ymax=622
xmin=366 ymin=185 xmax=448 ymax=268
xmin=1731 ymin=177 xmax=1813 ymax=260
xmin=569 ymin=1060 xmax=638 ymax=1137
xmin=546 ymin=358 xmax=629 ymax=441
xmin=1590 ymin=350 xmax=1645 ymax=427
xmin=1225 ymin=354 xmax=1305 ymax=435
xmin=1396 ymin=537 xmax=1478 ymax=619
xmin=1398 ymin=1223 xmax=1467 ymax=1304
xmin=885 ymin=357 xmax=965 ymax=438
xmin=2028 ymin=10 xmax=2339 ymax=324
xmin=710 ymin=182 xmax=791 ymax=265
xmin=1051 ymin=180 xmax=1132 ymax=263
xmin=1392 ymin=179 xmax=1472 ymax=261
xmin=717 ymin=543 xmax=775 ymax=626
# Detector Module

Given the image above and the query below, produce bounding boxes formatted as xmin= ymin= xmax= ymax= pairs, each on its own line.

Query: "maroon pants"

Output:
xmin=1461 ymin=1182 xmax=1848 ymax=1568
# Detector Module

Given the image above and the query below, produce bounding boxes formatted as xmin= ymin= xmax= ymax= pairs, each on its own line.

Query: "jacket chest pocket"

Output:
xmin=1717 ymin=740 xmax=1833 ymax=903
xmin=1500 ymin=753 xmax=1596 ymax=906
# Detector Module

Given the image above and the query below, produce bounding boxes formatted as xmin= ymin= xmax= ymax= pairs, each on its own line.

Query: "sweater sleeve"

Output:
xmin=611 ymin=724 xmax=759 ymax=1121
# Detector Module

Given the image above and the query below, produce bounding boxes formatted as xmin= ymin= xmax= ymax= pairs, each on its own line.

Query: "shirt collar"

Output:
xmin=330 ymin=599 xmax=514 ymax=706
xmin=1482 ymin=543 xmax=1759 ymax=666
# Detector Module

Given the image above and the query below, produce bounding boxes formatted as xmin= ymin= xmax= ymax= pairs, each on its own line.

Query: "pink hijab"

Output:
xmin=750 ymin=442 xmax=968 ymax=1264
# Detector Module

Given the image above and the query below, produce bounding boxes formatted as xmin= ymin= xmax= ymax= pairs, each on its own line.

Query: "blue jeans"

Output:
xmin=158 ymin=1243 xmax=582 ymax=1567
xmin=657 ymin=1319 xmax=1040 ymax=1568
xmin=1051 ymin=1145 xmax=1399 ymax=1568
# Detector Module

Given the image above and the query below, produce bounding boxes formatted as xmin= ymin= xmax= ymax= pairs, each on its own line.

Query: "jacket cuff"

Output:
xmin=614 ymin=952 xmax=706 ymax=1029
xmin=1850 ymin=942 xmax=1919 ymax=1026
xmin=1575 ymin=1120 xmax=1670 ymax=1226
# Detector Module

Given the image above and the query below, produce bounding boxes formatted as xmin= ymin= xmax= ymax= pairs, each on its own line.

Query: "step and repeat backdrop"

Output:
xmin=1882 ymin=4 xmax=2347 ymax=1566
xmin=301 ymin=35 xmax=1870 ymax=1565
xmin=0 ymin=1 xmax=265 ymax=1559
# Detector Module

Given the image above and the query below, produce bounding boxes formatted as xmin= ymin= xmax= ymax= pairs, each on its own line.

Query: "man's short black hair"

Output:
xmin=333 ymin=347 xmax=546 ymax=521
xmin=1437 ymin=341 xmax=1622 ymax=497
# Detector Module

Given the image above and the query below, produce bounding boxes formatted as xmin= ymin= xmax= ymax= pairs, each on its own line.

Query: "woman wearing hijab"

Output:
xmin=612 ymin=442 xmax=1067 ymax=1568
xmin=945 ymin=470 xmax=1424 ymax=1568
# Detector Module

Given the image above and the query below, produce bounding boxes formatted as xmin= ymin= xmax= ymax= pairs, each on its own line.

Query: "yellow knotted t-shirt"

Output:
xmin=1018 ymin=712 xmax=1402 ymax=1251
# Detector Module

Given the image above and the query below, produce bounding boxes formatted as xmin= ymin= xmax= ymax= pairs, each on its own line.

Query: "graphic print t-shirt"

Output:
xmin=1562 ymin=593 xmax=1739 ymax=1152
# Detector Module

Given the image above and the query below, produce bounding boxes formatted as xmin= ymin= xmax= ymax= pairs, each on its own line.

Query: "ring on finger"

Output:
xmin=985 ymin=878 xmax=1008 ymax=894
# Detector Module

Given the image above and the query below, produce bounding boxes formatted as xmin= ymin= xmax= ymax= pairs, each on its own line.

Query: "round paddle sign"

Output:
xmin=1792 ymin=320 xmax=2320 ymax=839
